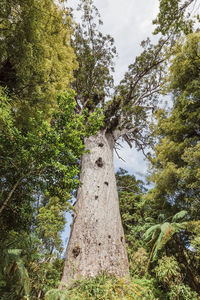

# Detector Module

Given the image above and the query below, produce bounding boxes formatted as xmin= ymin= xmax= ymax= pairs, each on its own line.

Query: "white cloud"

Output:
xmin=114 ymin=141 xmax=148 ymax=177
xmin=95 ymin=0 xmax=159 ymax=83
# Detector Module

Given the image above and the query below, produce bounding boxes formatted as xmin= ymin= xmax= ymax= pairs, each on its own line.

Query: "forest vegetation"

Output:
xmin=0 ymin=0 xmax=200 ymax=299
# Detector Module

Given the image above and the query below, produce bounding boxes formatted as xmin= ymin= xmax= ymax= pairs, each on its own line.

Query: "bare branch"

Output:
xmin=113 ymin=126 xmax=138 ymax=141
xmin=123 ymin=134 xmax=133 ymax=148
xmin=114 ymin=147 xmax=126 ymax=162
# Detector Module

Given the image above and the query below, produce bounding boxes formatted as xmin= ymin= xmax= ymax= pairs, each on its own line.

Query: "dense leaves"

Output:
xmin=0 ymin=88 xmax=89 ymax=298
xmin=0 ymin=1 xmax=85 ymax=298
xmin=0 ymin=0 xmax=77 ymax=110
xmin=45 ymin=273 xmax=158 ymax=300
xmin=145 ymin=32 xmax=200 ymax=295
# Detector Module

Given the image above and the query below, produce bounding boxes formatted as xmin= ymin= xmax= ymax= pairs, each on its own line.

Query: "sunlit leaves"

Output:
xmin=0 ymin=0 xmax=77 ymax=110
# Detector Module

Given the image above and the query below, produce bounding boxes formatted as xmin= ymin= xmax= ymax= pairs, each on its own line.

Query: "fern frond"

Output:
xmin=143 ymin=224 xmax=160 ymax=240
xmin=172 ymin=210 xmax=187 ymax=222
xmin=2 ymin=248 xmax=30 ymax=298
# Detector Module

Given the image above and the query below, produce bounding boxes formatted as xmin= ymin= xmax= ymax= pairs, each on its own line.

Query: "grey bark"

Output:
xmin=60 ymin=130 xmax=129 ymax=286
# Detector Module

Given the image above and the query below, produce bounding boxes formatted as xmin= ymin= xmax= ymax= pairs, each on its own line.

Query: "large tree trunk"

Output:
xmin=60 ymin=130 xmax=129 ymax=285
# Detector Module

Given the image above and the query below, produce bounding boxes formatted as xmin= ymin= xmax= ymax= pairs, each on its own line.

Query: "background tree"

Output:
xmin=0 ymin=0 xmax=77 ymax=112
xmin=0 ymin=89 xmax=90 ymax=299
xmin=0 ymin=0 xmax=89 ymax=298
xmin=145 ymin=32 xmax=200 ymax=294
xmin=116 ymin=169 xmax=149 ymax=274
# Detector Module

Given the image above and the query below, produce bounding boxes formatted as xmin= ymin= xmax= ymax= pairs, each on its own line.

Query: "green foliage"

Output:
xmin=116 ymin=166 xmax=199 ymax=298
xmin=106 ymin=36 xmax=168 ymax=137
xmin=168 ymin=284 xmax=198 ymax=300
xmin=0 ymin=248 xmax=30 ymax=299
xmin=143 ymin=211 xmax=188 ymax=262
xmin=71 ymin=0 xmax=116 ymax=111
xmin=172 ymin=210 xmax=187 ymax=222
xmin=153 ymin=0 xmax=196 ymax=35
xmin=84 ymin=108 xmax=105 ymax=137
xmin=0 ymin=89 xmax=85 ymax=223
xmin=154 ymin=256 xmax=199 ymax=300
xmin=36 ymin=197 xmax=71 ymax=253
xmin=148 ymin=33 xmax=200 ymax=220
xmin=0 ymin=231 xmax=65 ymax=299
xmin=154 ymin=256 xmax=181 ymax=286
xmin=129 ymin=248 xmax=148 ymax=277
xmin=146 ymin=32 xmax=200 ymax=295
xmin=0 ymin=89 xmax=88 ymax=299
xmin=168 ymin=33 xmax=200 ymax=94
xmin=28 ymin=249 xmax=64 ymax=298
xmin=0 ymin=7 xmax=83 ymax=297
xmin=45 ymin=274 xmax=157 ymax=300
xmin=117 ymin=169 xmax=148 ymax=254
xmin=0 ymin=0 xmax=77 ymax=109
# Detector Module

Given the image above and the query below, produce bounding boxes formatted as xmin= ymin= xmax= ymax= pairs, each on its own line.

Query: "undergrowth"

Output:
xmin=45 ymin=274 xmax=160 ymax=300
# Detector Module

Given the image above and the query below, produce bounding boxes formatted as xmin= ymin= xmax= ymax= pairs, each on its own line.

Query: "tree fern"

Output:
xmin=0 ymin=248 xmax=30 ymax=299
xmin=143 ymin=210 xmax=188 ymax=263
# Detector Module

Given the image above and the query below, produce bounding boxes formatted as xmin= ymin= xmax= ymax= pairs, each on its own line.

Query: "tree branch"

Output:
xmin=0 ymin=170 xmax=32 ymax=215
xmin=113 ymin=126 xmax=138 ymax=141
xmin=114 ymin=147 xmax=126 ymax=162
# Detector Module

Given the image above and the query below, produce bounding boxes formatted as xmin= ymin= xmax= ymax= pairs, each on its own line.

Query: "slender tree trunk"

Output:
xmin=61 ymin=130 xmax=129 ymax=285
xmin=0 ymin=174 xmax=26 ymax=215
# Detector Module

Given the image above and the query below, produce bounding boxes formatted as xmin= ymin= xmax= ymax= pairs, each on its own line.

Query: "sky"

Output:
xmin=63 ymin=0 xmax=160 ymax=247
xmin=94 ymin=0 xmax=159 ymax=85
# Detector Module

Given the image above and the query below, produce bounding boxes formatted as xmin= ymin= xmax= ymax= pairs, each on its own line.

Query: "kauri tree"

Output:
xmin=60 ymin=0 xmax=170 ymax=285
xmin=61 ymin=0 xmax=199 ymax=285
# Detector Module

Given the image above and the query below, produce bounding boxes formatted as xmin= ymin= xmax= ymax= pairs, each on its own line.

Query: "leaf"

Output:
xmin=172 ymin=210 xmax=187 ymax=222
xmin=152 ymin=233 xmax=163 ymax=261
xmin=143 ymin=224 xmax=161 ymax=240
xmin=160 ymin=222 xmax=170 ymax=234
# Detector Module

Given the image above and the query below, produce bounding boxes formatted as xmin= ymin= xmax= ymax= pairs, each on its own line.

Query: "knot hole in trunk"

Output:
xmin=96 ymin=157 xmax=103 ymax=167
xmin=98 ymin=143 xmax=104 ymax=147
xmin=72 ymin=246 xmax=81 ymax=258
